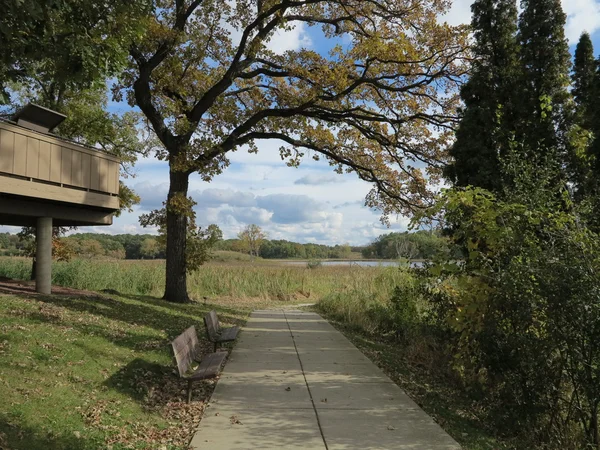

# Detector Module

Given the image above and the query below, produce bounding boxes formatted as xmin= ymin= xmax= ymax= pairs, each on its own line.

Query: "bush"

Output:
xmin=306 ymin=259 xmax=322 ymax=269
xmin=388 ymin=285 xmax=419 ymax=340
xmin=318 ymin=267 xmax=425 ymax=338
xmin=425 ymin=187 xmax=600 ymax=448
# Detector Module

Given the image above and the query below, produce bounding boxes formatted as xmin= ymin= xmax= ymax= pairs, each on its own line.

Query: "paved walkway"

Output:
xmin=191 ymin=310 xmax=461 ymax=449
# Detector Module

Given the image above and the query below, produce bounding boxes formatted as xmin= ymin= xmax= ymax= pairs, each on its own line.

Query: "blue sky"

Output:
xmin=10 ymin=0 xmax=600 ymax=246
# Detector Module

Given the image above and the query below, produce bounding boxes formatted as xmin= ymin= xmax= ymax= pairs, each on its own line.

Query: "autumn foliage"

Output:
xmin=114 ymin=0 xmax=469 ymax=301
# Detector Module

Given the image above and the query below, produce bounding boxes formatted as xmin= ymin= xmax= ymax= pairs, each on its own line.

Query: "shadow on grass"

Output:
xmin=104 ymin=358 xmax=173 ymax=403
xmin=6 ymin=291 xmax=244 ymax=351
xmin=0 ymin=417 xmax=102 ymax=450
xmin=4 ymin=291 xmax=239 ymax=397
xmin=116 ymin=292 xmax=245 ymax=327
xmin=103 ymin=357 xmax=218 ymax=407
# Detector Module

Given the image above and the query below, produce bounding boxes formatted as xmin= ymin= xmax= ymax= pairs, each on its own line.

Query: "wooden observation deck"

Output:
xmin=0 ymin=105 xmax=120 ymax=226
xmin=0 ymin=104 xmax=121 ymax=293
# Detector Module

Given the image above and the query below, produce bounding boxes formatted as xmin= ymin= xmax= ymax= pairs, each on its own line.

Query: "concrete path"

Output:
xmin=191 ymin=310 xmax=461 ymax=450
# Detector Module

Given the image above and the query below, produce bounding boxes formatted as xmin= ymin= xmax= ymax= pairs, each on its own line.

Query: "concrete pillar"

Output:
xmin=35 ymin=217 xmax=52 ymax=294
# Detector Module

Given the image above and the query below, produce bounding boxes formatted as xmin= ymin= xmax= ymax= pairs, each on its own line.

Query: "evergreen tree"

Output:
xmin=573 ymin=32 xmax=596 ymax=125
xmin=517 ymin=0 xmax=572 ymax=167
xmin=570 ymin=33 xmax=596 ymax=199
xmin=585 ymin=62 xmax=600 ymax=211
xmin=446 ymin=0 xmax=520 ymax=193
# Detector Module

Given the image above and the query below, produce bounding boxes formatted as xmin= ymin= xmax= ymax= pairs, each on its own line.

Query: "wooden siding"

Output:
xmin=0 ymin=178 xmax=119 ymax=210
xmin=0 ymin=121 xmax=120 ymax=210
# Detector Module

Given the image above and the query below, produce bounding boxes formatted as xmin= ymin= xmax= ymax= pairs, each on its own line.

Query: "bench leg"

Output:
xmin=187 ymin=379 xmax=193 ymax=404
xmin=214 ymin=342 xmax=218 ymax=352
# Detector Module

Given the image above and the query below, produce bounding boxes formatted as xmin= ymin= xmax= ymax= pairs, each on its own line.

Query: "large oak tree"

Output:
xmin=116 ymin=0 xmax=468 ymax=302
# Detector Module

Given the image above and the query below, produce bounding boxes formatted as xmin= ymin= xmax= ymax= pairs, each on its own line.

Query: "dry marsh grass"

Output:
xmin=0 ymin=257 xmax=402 ymax=305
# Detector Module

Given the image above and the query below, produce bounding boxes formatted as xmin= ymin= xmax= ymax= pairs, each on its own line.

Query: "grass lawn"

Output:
xmin=0 ymin=290 xmax=296 ymax=450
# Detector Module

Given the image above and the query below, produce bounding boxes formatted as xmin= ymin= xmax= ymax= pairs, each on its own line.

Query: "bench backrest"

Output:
xmin=204 ymin=310 xmax=220 ymax=341
xmin=171 ymin=325 xmax=199 ymax=377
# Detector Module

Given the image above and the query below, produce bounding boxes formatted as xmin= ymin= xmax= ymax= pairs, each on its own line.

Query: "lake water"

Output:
xmin=282 ymin=260 xmax=425 ymax=268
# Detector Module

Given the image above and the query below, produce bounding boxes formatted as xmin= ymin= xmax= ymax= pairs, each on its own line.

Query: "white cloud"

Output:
xmin=562 ymin=0 xmax=600 ymax=42
xmin=0 ymin=225 xmax=20 ymax=234
xmin=121 ymin=178 xmax=411 ymax=245
xmin=218 ymin=206 xmax=273 ymax=225
xmin=442 ymin=0 xmax=600 ymax=44
xmin=200 ymin=189 xmax=257 ymax=208
xmin=295 ymin=173 xmax=344 ymax=185
xmin=227 ymin=139 xmax=324 ymax=168
xmin=133 ymin=181 xmax=169 ymax=211
xmin=224 ymin=4 xmax=311 ymax=56
xmin=442 ymin=0 xmax=472 ymax=26
xmin=267 ymin=22 xmax=312 ymax=53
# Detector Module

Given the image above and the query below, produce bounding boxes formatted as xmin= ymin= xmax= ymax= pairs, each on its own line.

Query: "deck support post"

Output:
xmin=35 ymin=217 xmax=52 ymax=294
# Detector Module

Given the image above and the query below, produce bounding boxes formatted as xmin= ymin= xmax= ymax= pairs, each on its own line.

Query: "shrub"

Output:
xmin=425 ymin=187 xmax=600 ymax=448
xmin=306 ymin=259 xmax=322 ymax=269
xmin=318 ymin=267 xmax=425 ymax=338
xmin=388 ymin=284 xmax=419 ymax=340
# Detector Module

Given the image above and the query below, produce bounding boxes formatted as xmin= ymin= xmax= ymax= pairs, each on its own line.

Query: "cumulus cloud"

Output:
xmin=218 ymin=207 xmax=273 ymax=225
xmin=198 ymin=189 xmax=257 ymax=208
xmin=255 ymin=194 xmax=331 ymax=224
xmin=126 ymin=155 xmax=411 ymax=244
xmin=333 ymin=200 xmax=364 ymax=209
xmin=294 ymin=173 xmax=344 ymax=185
xmin=267 ymin=22 xmax=312 ymax=53
xmin=135 ymin=183 xmax=342 ymax=226
xmin=134 ymin=181 xmax=169 ymax=211
xmin=442 ymin=0 xmax=472 ymax=26
xmin=562 ymin=0 xmax=600 ymax=42
xmin=443 ymin=0 xmax=600 ymax=43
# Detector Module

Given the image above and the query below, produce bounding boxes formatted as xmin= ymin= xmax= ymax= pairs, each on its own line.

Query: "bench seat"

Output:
xmin=218 ymin=325 xmax=240 ymax=342
xmin=188 ymin=351 xmax=228 ymax=380
xmin=171 ymin=325 xmax=228 ymax=402
xmin=204 ymin=310 xmax=240 ymax=351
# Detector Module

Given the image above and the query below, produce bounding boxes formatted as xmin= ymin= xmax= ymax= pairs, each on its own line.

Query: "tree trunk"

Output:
xmin=30 ymin=257 xmax=36 ymax=281
xmin=163 ymin=168 xmax=190 ymax=303
xmin=592 ymin=403 xmax=599 ymax=448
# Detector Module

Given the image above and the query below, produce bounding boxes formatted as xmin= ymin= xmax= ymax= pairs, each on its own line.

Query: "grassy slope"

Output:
xmin=0 ymin=292 xmax=295 ymax=450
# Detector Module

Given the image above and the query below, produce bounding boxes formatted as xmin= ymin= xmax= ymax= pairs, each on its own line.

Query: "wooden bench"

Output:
xmin=171 ymin=325 xmax=227 ymax=403
xmin=204 ymin=310 xmax=240 ymax=351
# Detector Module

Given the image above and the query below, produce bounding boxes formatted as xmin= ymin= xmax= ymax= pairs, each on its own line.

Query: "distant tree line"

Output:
xmin=0 ymin=230 xmax=453 ymax=261
xmin=215 ymin=239 xmax=355 ymax=259
xmin=0 ymin=233 xmax=25 ymax=256
xmin=62 ymin=234 xmax=164 ymax=260
xmin=0 ymin=231 xmax=362 ymax=260
xmin=0 ymin=233 xmax=165 ymax=260
xmin=361 ymin=231 xmax=454 ymax=260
